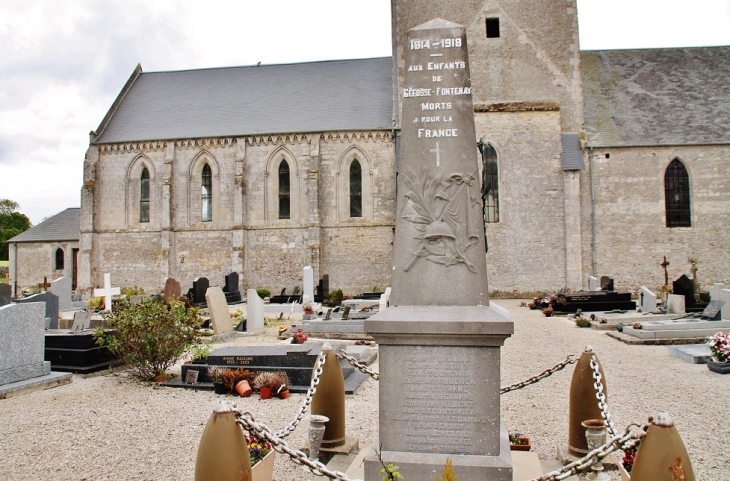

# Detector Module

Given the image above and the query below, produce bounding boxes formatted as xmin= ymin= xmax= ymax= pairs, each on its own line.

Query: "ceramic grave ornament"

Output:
xmin=364 ymin=19 xmax=513 ymax=481
xmin=390 ymin=19 xmax=487 ymax=307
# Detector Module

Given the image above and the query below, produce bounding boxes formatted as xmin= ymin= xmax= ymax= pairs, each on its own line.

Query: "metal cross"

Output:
xmin=661 ymin=256 xmax=670 ymax=287
xmin=430 ymin=142 xmax=441 ymax=167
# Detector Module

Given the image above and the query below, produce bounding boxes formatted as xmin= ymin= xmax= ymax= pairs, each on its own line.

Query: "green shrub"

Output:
xmin=189 ymin=343 xmax=213 ymax=361
xmin=575 ymin=317 xmax=592 ymax=328
xmin=87 ymin=296 xmax=104 ymax=311
xmin=122 ymin=286 xmax=145 ymax=297
xmin=256 ymin=288 xmax=270 ymax=299
xmin=327 ymin=289 xmax=344 ymax=306
xmin=94 ymin=298 xmax=201 ymax=380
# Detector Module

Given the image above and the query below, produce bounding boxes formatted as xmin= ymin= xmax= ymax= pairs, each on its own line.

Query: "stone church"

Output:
xmin=14 ymin=0 xmax=729 ymax=298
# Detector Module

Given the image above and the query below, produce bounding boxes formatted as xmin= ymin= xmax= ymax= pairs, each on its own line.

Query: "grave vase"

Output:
xmin=706 ymin=359 xmax=730 ymax=374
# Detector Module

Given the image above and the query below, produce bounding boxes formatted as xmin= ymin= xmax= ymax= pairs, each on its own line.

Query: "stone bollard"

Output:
xmin=630 ymin=412 xmax=695 ymax=481
xmin=194 ymin=399 xmax=252 ymax=481
xmin=568 ymin=346 xmax=608 ymax=456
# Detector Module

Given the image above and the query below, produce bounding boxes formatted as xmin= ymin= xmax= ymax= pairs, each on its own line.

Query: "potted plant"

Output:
xmin=707 ymin=332 xmax=730 ymax=374
xmin=207 ymin=367 xmax=228 ymax=394
xmin=575 ymin=316 xmax=592 ymax=328
xmin=509 ymin=432 xmax=531 ymax=451
xmin=302 ymin=301 xmax=314 ymax=315
xmin=222 ymin=368 xmax=256 ymax=396
xmin=189 ymin=344 xmax=213 ymax=364
xmin=270 ymin=371 xmax=290 ymax=399
xmin=254 ymin=371 xmax=281 ymax=399
xmin=245 ymin=431 xmax=276 ymax=481
xmin=291 ymin=328 xmax=308 ymax=344
xmin=542 ymin=306 xmax=554 ymax=317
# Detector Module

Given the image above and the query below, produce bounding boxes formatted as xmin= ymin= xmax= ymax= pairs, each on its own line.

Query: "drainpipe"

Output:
xmin=589 ymin=147 xmax=597 ymax=276
xmin=12 ymin=242 xmax=18 ymax=297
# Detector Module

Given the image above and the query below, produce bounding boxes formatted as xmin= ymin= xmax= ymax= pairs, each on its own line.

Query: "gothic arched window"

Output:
xmin=480 ymin=143 xmax=499 ymax=223
xmin=201 ymin=163 xmax=212 ymax=222
xmin=278 ymin=160 xmax=290 ymax=219
xmin=140 ymin=167 xmax=150 ymax=222
xmin=55 ymin=248 xmax=64 ymax=270
xmin=665 ymin=159 xmax=691 ymax=227
xmin=350 ymin=160 xmax=362 ymax=217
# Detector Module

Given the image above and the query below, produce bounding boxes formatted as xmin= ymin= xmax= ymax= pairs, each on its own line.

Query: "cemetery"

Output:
xmin=2 ymin=8 xmax=729 ymax=481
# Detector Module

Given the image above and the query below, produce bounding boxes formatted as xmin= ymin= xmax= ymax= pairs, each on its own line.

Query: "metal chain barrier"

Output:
xmin=235 ymin=409 xmax=360 ymax=481
xmin=534 ymin=422 xmax=649 ymax=481
xmin=500 ymin=354 xmax=578 ymax=394
xmin=336 ymin=348 xmax=380 ymax=380
xmin=590 ymin=354 xmax=617 ymax=438
xmin=272 ymin=350 xmax=327 ymax=439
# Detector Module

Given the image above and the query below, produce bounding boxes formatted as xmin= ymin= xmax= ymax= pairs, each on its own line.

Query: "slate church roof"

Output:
xmin=94 ymin=57 xmax=394 ymax=143
xmin=7 ymin=208 xmax=80 ymax=243
xmin=582 ymin=46 xmax=730 ymax=148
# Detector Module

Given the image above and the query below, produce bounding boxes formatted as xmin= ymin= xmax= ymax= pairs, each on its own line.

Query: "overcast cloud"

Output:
xmin=1 ymin=0 xmax=729 ymax=224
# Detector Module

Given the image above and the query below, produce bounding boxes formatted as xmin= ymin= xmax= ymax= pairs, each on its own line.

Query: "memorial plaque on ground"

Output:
xmin=701 ymin=300 xmax=724 ymax=320
xmin=365 ymin=19 xmax=513 ymax=481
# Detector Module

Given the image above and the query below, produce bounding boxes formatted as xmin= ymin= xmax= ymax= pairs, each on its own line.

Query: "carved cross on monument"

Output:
xmin=430 ymin=141 xmax=442 ymax=167
xmin=94 ymin=273 xmax=121 ymax=312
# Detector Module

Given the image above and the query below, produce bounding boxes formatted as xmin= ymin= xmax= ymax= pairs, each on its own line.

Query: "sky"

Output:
xmin=1 ymin=0 xmax=729 ymax=225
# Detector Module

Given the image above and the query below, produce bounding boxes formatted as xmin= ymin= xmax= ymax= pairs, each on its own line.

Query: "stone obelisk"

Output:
xmin=364 ymin=19 xmax=514 ymax=481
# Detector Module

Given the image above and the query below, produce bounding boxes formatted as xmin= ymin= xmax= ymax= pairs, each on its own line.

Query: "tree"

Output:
xmin=0 ymin=199 xmax=31 ymax=260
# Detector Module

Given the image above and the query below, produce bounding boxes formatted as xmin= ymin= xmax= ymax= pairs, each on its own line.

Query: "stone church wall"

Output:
xmin=582 ymin=145 xmax=730 ymax=293
xmin=10 ymin=241 xmax=78 ymax=293
xmin=476 ymin=110 xmax=568 ymax=296
xmin=84 ymin=132 xmax=396 ymax=296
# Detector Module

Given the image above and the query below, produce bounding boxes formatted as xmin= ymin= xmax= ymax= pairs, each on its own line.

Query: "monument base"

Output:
xmin=364 ymin=305 xmax=514 ymax=481
xmin=364 ymin=428 xmax=512 ymax=481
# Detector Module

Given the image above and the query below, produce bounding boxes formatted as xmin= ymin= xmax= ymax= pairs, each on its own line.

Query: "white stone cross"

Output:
xmin=430 ymin=142 xmax=441 ymax=167
xmin=94 ymin=273 xmax=121 ymax=312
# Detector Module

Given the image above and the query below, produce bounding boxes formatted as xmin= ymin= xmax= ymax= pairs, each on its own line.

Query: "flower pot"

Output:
xmin=152 ymin=373 xmax=167 ymax=383
xmin=251 ymin=450 xmax=276 ymax=481
xmin=235 ymin=380 xmax=253 ymax=397
xmin=279 ymin=389 xmax=290 ymax=399
xmin=213 ymin=382 xmax=227 ymax=395
xmin=509 ymin=437 xmax=531 ymax=451
xmin=707 ymin=359 xmax=730 ymax=374
xmin=259 ymin=387 xmax=273 ymax=399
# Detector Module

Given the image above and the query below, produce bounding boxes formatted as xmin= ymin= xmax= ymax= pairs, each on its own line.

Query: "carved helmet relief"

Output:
xmin=400 ymin=163 xmax=482 ymax=273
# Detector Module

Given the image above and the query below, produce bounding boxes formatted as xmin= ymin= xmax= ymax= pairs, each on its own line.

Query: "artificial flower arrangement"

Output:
xmin=707 ymin=332 xmax=730 ymax=363
xmin=508 ymin=432 xmax=528 ymax=445
xmin=622 ymin=443 xmax=638 ymax=473
xmin=291 ymin=328 xmax=308 ymax=344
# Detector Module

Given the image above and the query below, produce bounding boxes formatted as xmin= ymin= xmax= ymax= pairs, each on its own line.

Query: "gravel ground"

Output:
xmin=1 ymin=299 xmax=727 ymax=480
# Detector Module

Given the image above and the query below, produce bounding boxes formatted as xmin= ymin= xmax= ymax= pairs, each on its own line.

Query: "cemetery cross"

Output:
xmin=93 ymin=273 xmax=121 ymax=313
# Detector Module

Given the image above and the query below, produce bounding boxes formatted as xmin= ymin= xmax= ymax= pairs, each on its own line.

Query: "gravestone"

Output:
xmin=673 ymin=274 xmax=709 ymax=312
xmin=364 ymin=19 xmax=513 ymax=481
xmin=205 ymin=287 xmax=232 ymax=336
xmin=302 ymin=266 xmax=314 ymax=304
xmin=638 ymin=286 xmax=657 ymax=313
xmin=600 ymin=276 xmax=614 ymax=292
xmin=700 ymin=300 xmax=724 ymax=320
xmin=16 ymin=291 xmax=59 ymax=329
xmin=0 ymin=303 xmax=51 ymax=385
xmin=0 ymin=282 xmax=11 ymax=307
xmin=710 ymin=283 xmax=728 ymax=302
xmin=318 ymin=275 xmax=330 ymax=303
xmin=666 ymin=294 xmax=686 ymax=314
xmin=246 ymin=289 xmax=265 ymax=333
xmin=161 ymin=277 xmax=182 ymax=304
xmin=588 ymin=276 xmax=600 ymax=291
xmin=223 ymin=272 xmax=242 ymax=304
xmin=714 ymin=288 xmax=730 ymax=320
xmin=379 ymin=287 xmax=392 ymax=312
xmin=187 ymin=277 xmax=209 ymax=307
xmin=49 ymin=277 xmax=72 ymax=311
xmin=93 ymin=273 xmax=121 ymax=313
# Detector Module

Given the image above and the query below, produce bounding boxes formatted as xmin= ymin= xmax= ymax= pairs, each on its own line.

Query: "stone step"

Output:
xmin=512 ymin=451 xmax=544 ymax=480
xmin=540 ymin=459 xmax=578 ymax=480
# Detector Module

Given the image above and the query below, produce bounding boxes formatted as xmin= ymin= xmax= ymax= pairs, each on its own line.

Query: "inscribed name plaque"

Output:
xmin=391 ymin=18 xmax=487 ymax=307
xmin=389 ymin=346 xmax=497 ymax=454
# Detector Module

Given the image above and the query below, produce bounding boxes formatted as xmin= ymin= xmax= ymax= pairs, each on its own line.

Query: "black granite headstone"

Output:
xmin=187 ymin=277 xmax=209 ymax=307
xmin=0 ymin=282 xmax=11 ymax=307
xmin=600 ymin=276 xmax=614 ymax=292
xmin=223 ymin=272 xmax=242 ymax=304
xmin=16 ymin=291 xmax=59 ymax=329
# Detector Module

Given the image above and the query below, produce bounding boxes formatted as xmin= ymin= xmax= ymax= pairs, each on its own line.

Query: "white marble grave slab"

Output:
xmin=302 ymin=266 xmax=314 ymax=304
